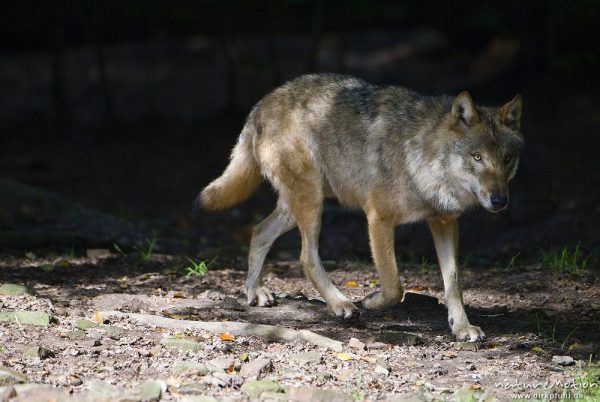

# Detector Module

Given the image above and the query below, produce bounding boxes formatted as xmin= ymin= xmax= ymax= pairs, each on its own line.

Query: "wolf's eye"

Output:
xmin=504 ymin=155 xmax=512 ymax=164
xmin=472 ymin=153 xmax=482 ymax=162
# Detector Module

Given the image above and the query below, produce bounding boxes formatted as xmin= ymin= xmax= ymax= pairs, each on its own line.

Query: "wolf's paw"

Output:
xmin=247 ymin=286 xmax=276 ymax=307
xmin=328 ymin=298 xmax=360 ymax=320
xmin=362 ymin=291 xmax=402 ymax=310
xmin=454 ymin=323 xmax=485 ymax=342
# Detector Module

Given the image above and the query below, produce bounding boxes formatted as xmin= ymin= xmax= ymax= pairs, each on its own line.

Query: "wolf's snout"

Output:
xmin=490 ymin=194 xmax=508 ymax=210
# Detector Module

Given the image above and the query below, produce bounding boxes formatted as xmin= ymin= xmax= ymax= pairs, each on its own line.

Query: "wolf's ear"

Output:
xmin=500 ymin=94 xmax=522 ymax=130
xmin=452 ymin=91 xmax=480 ymax=128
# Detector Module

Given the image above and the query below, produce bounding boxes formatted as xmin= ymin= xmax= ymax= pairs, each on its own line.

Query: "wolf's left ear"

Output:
xmin=500 ymin=94 xmax=522 ymax=130
xmin=452 ymin=91 xmax=480 ymax=127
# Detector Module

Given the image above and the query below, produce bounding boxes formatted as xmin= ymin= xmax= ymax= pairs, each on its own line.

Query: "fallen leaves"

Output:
xmin=220 ymin=332 xmax=235 ymax=342
xmin=345 ymin=280 xmax=359 ymax=288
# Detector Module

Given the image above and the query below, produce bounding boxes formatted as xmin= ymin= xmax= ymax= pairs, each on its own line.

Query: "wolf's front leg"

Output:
xmin=362 ymin=212 xmax=404 ymax=310
xmin=428 ymin=217 xmax=485 ymax=342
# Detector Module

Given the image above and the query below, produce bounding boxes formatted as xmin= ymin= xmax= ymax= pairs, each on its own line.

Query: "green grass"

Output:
xmin=533 ymin=312 xmax=578 ymax=351
xmin=540 ymin=243 xmax=590 ymax=276
xmin=572 ymin=355 xmax=600 ymax=401
xmin=112 ymin=242 xmax=127 ymax=256
xmin=184 ymin=257 xmax=215 ymax=277
xmin=136 ymin=237 xmax=157 ymax=261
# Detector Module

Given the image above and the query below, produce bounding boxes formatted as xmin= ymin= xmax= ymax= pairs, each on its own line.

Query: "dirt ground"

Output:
xmin=0 ymin=252 xmax=598 ymax=401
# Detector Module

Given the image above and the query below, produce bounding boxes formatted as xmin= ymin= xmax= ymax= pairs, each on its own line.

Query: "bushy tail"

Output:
xmin=199 ymin=125 xmax=261 ymax=211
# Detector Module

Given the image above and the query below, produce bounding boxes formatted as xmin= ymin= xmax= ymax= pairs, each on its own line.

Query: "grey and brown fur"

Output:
xmin=200 ymin=74 xmax=523 ymax=341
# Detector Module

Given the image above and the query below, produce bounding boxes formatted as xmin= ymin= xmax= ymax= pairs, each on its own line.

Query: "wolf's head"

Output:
xmin=446 ymin=92 xmax=524 ymax=213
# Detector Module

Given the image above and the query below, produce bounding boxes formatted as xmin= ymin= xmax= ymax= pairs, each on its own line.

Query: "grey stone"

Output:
xmin=260 ymin=391 xmax=289 ymax=401
xmin=180 ymin=396 xmax=218 ymax=402
xmin=0 ymin=311 xmax=53 ymax=326
xmin=104 ymin=325 xmax=125 ymax=340
xmin=453 ymin=342 xmax=480 ymax=352
xmin=348 ymin=337 xmax=366 ymax=350
xmin=76 ymin=319 xmax=100 ymax=330
xmin=138 ymin=380 xmax=166 ymax=402
xmin=23 ymin=346 xmax=55 ymax=360
xmin=552 ymin=355 xmax=575 ymax=366
xmin=287 ymin=387 xmax=351 ymax=402
xmin=205 ymin=358 xmax=234 ymax=372
xmin=316 ymin=372 xmax=333 ymax=381
xmin=239 ymin=358 xmax=272 ymax=379
xmin=241 ymin=381 xmax=284 ymax=398
xmin=0 ymin=366 xmax=27 ymax=386
xmin=160 ymin=338 xmax=204 ymax=352
xmin=0 ymin=284 xmax=29 ymax=296
xmin=291 ymin=352 xmax=322 ymax=364
xmin=87 ymin=379 xmax=121 ymax=399
xmin=67 ymin=329 xmax=86 ymax=340
xmin=386 ymin=393 xmax=427 ymax=402
xmin=173 ymin=361 xmax=208 ymax=376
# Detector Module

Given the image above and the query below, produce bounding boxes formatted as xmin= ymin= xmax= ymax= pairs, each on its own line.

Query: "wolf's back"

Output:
xmin=199 ymin=123 xmax=261 ymax=210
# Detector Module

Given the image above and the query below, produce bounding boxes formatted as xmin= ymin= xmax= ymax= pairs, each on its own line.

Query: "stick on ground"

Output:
xmin=100 ymin=311 xmax=344 ymax=351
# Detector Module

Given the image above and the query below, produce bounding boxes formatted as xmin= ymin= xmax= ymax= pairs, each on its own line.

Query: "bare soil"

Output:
xmin=1 ymin=253 xmax=598 ymax=401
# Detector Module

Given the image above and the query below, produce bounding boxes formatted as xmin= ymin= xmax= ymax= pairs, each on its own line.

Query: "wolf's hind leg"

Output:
xmin=428 ymin=217 xmax=485 ymax=342
xmin=246 ymin=200 xmax=296 ymax=307
xmin=286 ymin=190 xmax=359 ymax=319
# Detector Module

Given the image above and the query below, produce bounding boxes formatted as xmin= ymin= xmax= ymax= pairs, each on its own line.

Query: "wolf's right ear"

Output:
xmin=452 ymin=91 xmax=480 ymax=128
xmin=500 ymin=94 xmax=523 ymax=130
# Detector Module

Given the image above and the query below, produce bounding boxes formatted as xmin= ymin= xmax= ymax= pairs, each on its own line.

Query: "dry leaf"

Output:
xmin=227 ymin=362 xmax=235 ymax=373
xmin=409 ymin=285 xmax=428 ymax=292
xmin=220 ymin=332 xmax=235 ymax=342
xmin=172 ymin=291 xmax=186 ymax=299
xmin=530 ymin=346 xmax=545 ymax=353
xmin=336 ymin=352 xmax=353 ymax=361
xmin=383 ymin=315 xmax=394 ymax=321
xmin=91 ymin=311 xmax=103 ymax=325
xmin=346 ymin=280 xmax=359 ymax=288
xmin=468 ymin=383 xmax=482 ymax=391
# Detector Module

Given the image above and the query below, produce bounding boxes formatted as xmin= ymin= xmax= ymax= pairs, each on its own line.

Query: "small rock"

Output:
xmin=467 ymin=363 xmax=476 ymax=371
xmin=239 ymin=358 xmax=272 ymax=379
xmin=0 ymin=311 xmax=54 ymax=326
xmin=139 ymin=380 xmax=166 ymax=402
xmin=552 ymin=355 xmax=575 ymax=366
xmin=348 ymin=337 xmax=366 ymax=350
xmin=0 ymin=366 xmax=28 ymax=386
xmin=386 ymin=393 xmax=427 ymax=402
xmin=0 ymin=284 xmax=29 ymax=296
xmin=366 ymin=341 xmax=389 ymax=350
xmin=288 ymin=387 xmax=351 ymax=402
xmin=160 ymin=337 xmax=204 ymax=352
xmin=23 ymin=346 xmax=55 ymax=360
xmin=241 ymin=381 xmax=284 ymax=398
xmin=173 ymin=361 xmax=208 ymax=376
xmin=375 ymin=365 xmax=389 ymax=376
xmin=316 ymin=372 xmax=333 ymax=381
xmin=67 ymin=329 xmax=86 ymax=340
xmin=205 ymin=358 xmax=234 ymax=372
xmin=104 ymin=325 xmax=124 ymax=340
xmin=180 ymin=396 xmax=218 ymax=402
xmin=86 ymin=249 xmax=112 ymax=259
xmin=76 ymin=319 xmax=100 ymax=330
xmin=87 ymin=379 xmax=121 ymax=400
xmin=379 ymin=332 xmax=421 ymax=346
xmin=260 ymin=391 xmax=288 ymax=401
xmin=291 ymin=352 xmax=322 ymax=364
xmin=454 ymin=342 xmax=479 ymax=352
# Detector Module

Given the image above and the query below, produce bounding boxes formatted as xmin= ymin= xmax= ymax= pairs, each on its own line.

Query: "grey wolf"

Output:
xmin=200 ymin=74 xmax=523 ymax=341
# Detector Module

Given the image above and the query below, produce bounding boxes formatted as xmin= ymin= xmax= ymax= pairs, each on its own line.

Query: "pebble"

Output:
xmin=291 ymin=351 xmax=322 ymax=364
xmin=240 ymin=380 xmax=283 ymax=398
xmin=160 ymin=337 xmax=204 ymax=352
xmin=288 ymin=386 xmax=352 ymax=402
xmin=23 ymin=346 xmax=55 ymax=360
xmin=239 ymin=358 xmax=272 ymax=379
xmin=348 ymin=337 xmax=366 ymax=350
xmin=0 ymin=284 xmax=29 ymax=296
xmin=552 ymin=355 xmax=575 ymax=366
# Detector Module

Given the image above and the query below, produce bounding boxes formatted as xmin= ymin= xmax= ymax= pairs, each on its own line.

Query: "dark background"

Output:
xmin=1 ymin=0 xmax=598 ymax=269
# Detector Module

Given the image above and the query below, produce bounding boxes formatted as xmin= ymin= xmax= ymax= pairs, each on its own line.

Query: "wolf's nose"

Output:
xmin=490 ymin=194 xmax=508 ymax=209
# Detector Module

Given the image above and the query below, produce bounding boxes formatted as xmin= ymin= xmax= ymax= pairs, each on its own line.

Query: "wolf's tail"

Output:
xmin=199 ymin=123 xmax=261 ymax=211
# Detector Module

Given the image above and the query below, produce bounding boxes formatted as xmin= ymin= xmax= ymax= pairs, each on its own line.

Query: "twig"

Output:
xmin=101 ymin=311 xmax=343 ymax=351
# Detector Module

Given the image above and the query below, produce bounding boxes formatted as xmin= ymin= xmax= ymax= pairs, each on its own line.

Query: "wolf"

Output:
xmin=200 ymin=74 xmax=523 ymax=341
